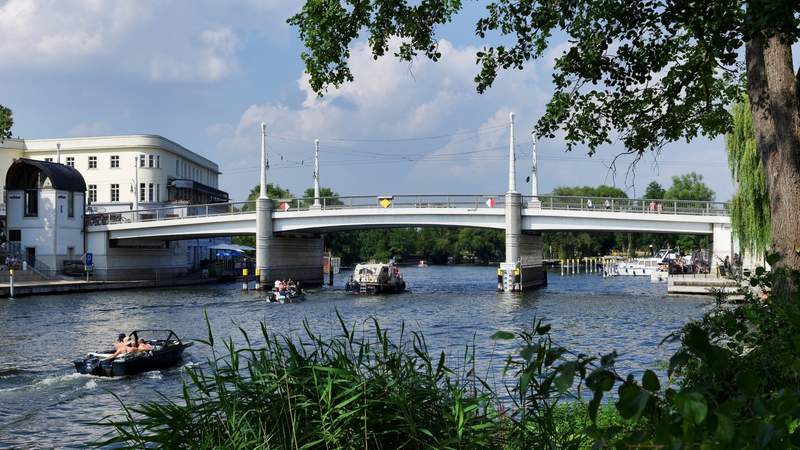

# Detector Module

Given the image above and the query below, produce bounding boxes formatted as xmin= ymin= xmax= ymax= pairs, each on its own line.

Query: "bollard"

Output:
xmin=560 ymin=259 xmax=564 ymax=276
xmin=497 ymin=268 xmax=504 ymax=291
xmin=242 ymin=268 xmax=249 ymax=290
xmin=9 ymin=269 xmax=14 ymax=298
xmin=254 ymin=268 xmax=261 ymax=291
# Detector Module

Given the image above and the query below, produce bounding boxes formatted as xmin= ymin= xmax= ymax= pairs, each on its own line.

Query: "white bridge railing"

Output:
xmin=85 ymin=195 xmax=730 ymax=226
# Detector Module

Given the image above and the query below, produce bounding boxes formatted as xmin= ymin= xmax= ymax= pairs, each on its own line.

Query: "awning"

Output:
xmin=210 ymin=243 xmax=254 ymax=252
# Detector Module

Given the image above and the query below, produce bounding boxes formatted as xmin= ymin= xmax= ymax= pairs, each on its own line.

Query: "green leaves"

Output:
xmin=0 ymin=105 xmax=11 ymax=141
xmin=642 ymin=370 xmax=660 ymax=392
xmin=675 ymin=391 xmax=708 ymax=425
xmin=490 ymin=330 xmax=515 ymax=340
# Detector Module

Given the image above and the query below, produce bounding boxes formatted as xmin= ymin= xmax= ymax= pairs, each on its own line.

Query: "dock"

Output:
xmin=667 ymin=274 xmax=741 ymax=298
xmin=0 ymin=276 xmax=218 ymax=298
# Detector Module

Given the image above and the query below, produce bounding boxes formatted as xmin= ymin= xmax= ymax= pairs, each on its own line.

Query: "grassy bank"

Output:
xmin=99 ymin=313 xmax=629 ymax=449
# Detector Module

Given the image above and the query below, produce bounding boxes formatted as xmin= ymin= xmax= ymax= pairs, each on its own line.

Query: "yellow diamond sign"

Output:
xmin=378 ymin=196 xmax=393 ymax=208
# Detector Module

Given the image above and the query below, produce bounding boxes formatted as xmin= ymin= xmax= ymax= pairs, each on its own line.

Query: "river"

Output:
xmin=0 ymin=266 xmax=710 ymax=448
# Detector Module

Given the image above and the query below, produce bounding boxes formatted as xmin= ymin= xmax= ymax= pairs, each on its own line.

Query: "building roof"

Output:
xmin=6 ymin=158 xmax=87 ymax=192
xmin=20 ymin=135 xmax=220 ymax=174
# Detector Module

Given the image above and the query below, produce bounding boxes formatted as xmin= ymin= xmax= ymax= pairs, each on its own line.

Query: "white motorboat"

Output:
xmin=345 ymin=262 xmax=406 ymax=294
xmin=606 ymin=249 xmax=674 ymax=277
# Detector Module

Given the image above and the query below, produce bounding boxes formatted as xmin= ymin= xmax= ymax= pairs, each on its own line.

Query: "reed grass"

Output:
xmin=97 ymin=312 xmax=625 ymax=449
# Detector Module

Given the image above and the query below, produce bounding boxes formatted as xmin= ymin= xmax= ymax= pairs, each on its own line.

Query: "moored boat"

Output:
xmin=268 ymin=289 xmax=305 ymax=303
xmin=73 ymin=330 xmax=192 ymax=377
xmin=345 ymin=262 xmax=406 ymax=294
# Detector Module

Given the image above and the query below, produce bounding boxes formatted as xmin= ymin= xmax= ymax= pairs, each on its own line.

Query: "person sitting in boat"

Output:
xmin=114 ymin=333 xmax=127 ymax=353
xmin=106 ymin=338 xmax=137 ymax=361
xmin=274 ymin=279 xmax=285 ymax=291
xmin=137 ymin=338 xmax=153 ymax=351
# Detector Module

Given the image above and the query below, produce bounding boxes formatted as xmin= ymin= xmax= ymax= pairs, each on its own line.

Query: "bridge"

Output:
xmin=84 ymin=114 xmax=732 ymax=291
xmin=87 ymin=195 xmax=729 ymax=239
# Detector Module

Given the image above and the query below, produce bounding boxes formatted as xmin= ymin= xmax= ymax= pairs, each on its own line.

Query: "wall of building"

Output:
xmin=6 ymin=189 xmax=85 ymax=273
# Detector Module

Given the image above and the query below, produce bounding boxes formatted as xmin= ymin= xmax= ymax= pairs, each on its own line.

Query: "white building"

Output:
xmin=5 ymin=159 xmax=86 ymax=274
xmin=1 ymin=135 xmax=227 ymax=212
xmin=0 ymin=135 xmax=231 ymax=278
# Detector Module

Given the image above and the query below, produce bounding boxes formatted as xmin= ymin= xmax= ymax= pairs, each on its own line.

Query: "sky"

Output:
xmin=0 ymin=0 xmax=736 ymax=202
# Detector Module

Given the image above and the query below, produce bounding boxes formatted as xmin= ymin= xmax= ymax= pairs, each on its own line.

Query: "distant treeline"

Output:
xmin=234 ymin=173 xmax=716 ymax=264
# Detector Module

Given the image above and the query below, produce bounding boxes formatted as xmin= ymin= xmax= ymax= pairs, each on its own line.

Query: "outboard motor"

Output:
xmin=74 ymin=356 xmax=101 ymax=375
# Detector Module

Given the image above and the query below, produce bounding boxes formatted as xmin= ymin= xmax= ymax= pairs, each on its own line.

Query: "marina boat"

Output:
xmin=606 ymin=249 xmax=675 ymax=277
xmin=417 ymin=260 xmax=429 ymax=267
xmin=73 ymin=330 xmax=192 ymax=377
xmin=345 ymin=262 xmax=406 ymax=294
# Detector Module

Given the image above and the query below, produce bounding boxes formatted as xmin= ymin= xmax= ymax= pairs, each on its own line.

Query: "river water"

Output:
xmin=0 ymin=266 xmax=710 ymax=448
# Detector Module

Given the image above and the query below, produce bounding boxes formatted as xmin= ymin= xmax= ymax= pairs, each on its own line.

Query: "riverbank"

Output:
xmin=0 ymin=276 xmax=219 ymax=298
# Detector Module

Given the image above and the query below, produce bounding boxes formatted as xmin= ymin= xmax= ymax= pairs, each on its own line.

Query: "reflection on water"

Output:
xmin=0 ymin=266 xmax=709 ymax=448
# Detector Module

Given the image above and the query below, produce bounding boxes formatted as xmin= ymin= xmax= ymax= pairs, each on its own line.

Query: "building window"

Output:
xmin=44 ymin=157 xmax=53 ymax=162
xmin=88 ymin=156 xmax=97 ymax=169
xmin=148 ymin=154 xmax=154 ymax=168
xmin=156 ymin=155 xmax=160 ymax=168
xmin=139 ymin=183 xmax=146 ymax=202
xmin=139 ymin=154 xmax=146 ymax=168
xmin=156 ymin=184 xmax=160 ymax=202
xmin=175 ymin=160 xmax=179 ymax=175
xmin=24 ymin=190 xmax=38 ymax=217
xmin=9 ymin=229 xmax=21 ymax=242
xmin=66 ymin=157 xmax=74 ymax=167
xmin=68 ymin=192 xmax=74 ymax=218
xmin=110 ymin=155 xmax=119 ymax=168
xmin=148 ymin=183 xmax=154 ymax=202
xmin=111 ymin=184 xmax=119 ymax=202
xmin=88 ymin=185 xmax=97 ymax=203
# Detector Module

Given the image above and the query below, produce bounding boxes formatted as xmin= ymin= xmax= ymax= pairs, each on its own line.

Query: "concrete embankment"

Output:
xmin=0 ymin=277 xmax=218 ymax=298
xmin=667 ymin=274 xmax=743 ymax=299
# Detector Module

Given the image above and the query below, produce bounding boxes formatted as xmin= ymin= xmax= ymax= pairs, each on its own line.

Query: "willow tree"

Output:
xmin=288 ymin=1 xmax=800 ymax=281
xmin=727 ymin=96 xmax=771 ymax=258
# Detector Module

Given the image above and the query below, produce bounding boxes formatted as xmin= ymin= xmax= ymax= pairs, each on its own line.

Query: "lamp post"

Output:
xmin=312 ymin=138 xmax=321 ymax=209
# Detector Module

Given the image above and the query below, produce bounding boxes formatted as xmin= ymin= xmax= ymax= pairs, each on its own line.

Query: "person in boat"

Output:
xmin=114 ymin=333 xmax=127 ymax=353
xmin=106 ymin=338 xmax=136 ymax=361
xmin=137 ymin=338 xmax=153 ymax=351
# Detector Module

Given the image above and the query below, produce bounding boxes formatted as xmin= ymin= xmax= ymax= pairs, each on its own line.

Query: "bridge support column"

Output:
xmin=256 ymin=197 xmax=273 ymax=287
xmin=711 ymin=223 xmax=733 ymax=274
xmin=499 ymin=192 xmax=546 ymax=292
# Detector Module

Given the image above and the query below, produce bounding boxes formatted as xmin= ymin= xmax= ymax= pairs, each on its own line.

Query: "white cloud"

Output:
xmin=147 ymin=27 xmax=241 ymax=82
xmin=0 ymin=0 xmax=147 ymax=66
xmin=68 ymin=120 xmax=112 ymax=136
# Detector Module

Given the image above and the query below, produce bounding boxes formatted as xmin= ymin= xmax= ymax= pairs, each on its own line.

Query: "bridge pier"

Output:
xmin=256 ymin=197 xmax=273 ymax=287
xmin=711 ymin=222 xmax=733 ymax=273
xmin=499 ymin=191 xmax=546 ymax=292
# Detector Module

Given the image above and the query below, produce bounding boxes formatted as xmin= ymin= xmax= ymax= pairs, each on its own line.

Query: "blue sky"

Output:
xmin=1 ymin=0 xmax=735 ymax=202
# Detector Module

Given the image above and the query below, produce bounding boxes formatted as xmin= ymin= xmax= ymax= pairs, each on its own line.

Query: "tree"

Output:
xmin=288 ymin=0 xmax=800 ymax=277
xmin=0 ymin=105 xmax=11 ymax=141
xmin=727 ymin=96 xmax=771 ymax=258
xmin=663 ymin=173 xmax=715 ymax=202
xmin=302 ymin=186 xmax=343 ymax=207
xmin=644 ymin=182 xmax=665 ymax=200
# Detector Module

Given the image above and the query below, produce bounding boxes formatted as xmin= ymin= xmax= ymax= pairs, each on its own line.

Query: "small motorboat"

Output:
xmin=417 ymin=260 xmax=428 ymax=268
xmin=73 ymin=330 xmax=192 ymax=377
xmin=268 ymin=289 xmax=305 ymax=303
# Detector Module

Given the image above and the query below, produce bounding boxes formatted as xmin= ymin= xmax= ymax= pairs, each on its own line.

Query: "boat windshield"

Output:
xmin=129 ymin=330 xmax=180 ymax=345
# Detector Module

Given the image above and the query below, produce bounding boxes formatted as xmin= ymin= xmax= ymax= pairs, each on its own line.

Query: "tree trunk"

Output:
xmin=745 ymin=35 xmax=800 ymax=285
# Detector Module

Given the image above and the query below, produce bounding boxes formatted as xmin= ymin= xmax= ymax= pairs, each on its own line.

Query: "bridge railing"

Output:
xmin=531 ymin=196 xmax=730 ymax=216
xmin=86 ymin=201 xmax=256 ymax=226
xmin=85 ymin=194 xmax=729 ymax=227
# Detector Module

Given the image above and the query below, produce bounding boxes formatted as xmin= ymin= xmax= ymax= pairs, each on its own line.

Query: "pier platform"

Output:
xmin=667 ymin=274 xmax=742 ymax=298
xmin=0 ymin=276 xmax=217 ymax=298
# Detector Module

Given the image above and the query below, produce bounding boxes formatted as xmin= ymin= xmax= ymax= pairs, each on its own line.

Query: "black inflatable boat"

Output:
xmin=73 ymin=330 xmax=193 ymax=377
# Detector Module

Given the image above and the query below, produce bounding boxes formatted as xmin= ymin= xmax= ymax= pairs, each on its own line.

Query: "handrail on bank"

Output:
xmin=85 ymin=195 xmax=730 ymax=226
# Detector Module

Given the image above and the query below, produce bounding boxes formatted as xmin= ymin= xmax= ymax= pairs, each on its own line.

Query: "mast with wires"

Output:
xmin=508 ymin=112 xmax=517 ymax=193
xmin=312 ymin=139 xmax=321 ymax=209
